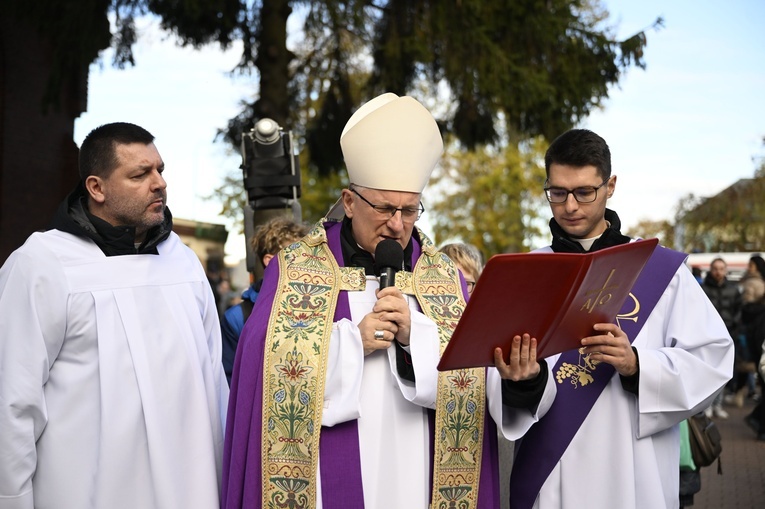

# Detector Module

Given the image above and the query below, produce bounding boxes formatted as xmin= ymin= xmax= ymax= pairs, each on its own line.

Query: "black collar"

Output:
xmin=339 ymin=217 xmax=414 ymax=275
xmin=51 ymin=182 xmax=173 ymax=256
xmin=549 ymin=208 xmax=631 ymax=253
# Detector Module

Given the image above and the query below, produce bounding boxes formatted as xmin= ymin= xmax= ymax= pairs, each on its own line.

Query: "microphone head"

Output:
xmin=374 ymin=239 xmax=405 ymax=275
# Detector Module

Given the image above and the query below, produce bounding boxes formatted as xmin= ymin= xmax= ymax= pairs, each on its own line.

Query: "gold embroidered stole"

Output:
xmin=261 ymin=222 xmax=485 ymax=509
xmin=408 ymin=232 xmax=486 ymax=509
xmin=260 ymin=223 xmax=364 ymax=508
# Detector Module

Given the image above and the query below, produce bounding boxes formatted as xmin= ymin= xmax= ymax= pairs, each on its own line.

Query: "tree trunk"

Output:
xmin=0 ymin=13 xmax=85 ymax=263
xmin=254 ymin=0 xmax=293 ymax=126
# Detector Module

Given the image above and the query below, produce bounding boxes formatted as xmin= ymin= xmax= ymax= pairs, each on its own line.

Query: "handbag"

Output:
xmin=687 ymin=411 xmax=723 ymax=474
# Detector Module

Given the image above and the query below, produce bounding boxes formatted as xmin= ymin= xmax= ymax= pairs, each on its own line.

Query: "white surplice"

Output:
xmin=0 ymin=230 xmax=229 ymax=509
xmin=487 ymin=257 xmax=734 ymax=509
xmin=315 ymin=276 xmax=441 ymax=508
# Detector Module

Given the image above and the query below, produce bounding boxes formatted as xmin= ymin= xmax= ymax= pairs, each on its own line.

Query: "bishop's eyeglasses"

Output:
xmin=543 ymin=178 xmax=609 ymax=204
xmin=351 ymin=188 xmax=425 ymax=221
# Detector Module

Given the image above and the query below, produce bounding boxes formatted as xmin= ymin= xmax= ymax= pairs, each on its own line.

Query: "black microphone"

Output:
xmin=374 ymin=239 xmax=404 ymax=289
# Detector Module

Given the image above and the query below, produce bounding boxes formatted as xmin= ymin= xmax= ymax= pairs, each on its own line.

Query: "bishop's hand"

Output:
xmin=374 ymin=286 xmax=411 ymax=346
xmin=359 ymin=311 xmax=397 ymax=356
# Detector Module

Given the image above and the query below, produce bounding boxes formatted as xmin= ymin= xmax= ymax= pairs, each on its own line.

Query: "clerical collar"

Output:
xmin=550 ymin=209 xmax=631 ymax=254
xmin=572 ymin=221 xmax=612 ymax=251
xmin=339 ymin=217 xmax=414 ymax=275
xmin=574 ymin=236 xmax=598 ymax=251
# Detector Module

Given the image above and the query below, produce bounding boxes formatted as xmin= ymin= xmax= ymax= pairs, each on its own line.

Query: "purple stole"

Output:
xmin=221 ymin=221 xmax=499 ymax=509
xmin=509 ymin=245 xmax=687 ymax=509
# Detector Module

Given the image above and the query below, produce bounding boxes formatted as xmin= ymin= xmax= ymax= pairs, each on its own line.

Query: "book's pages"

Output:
xmin=437 ymin=238 xmax=659 ymax=371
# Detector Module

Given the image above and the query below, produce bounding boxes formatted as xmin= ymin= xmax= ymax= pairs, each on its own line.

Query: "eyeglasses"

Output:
xmin=351 ymin=188 xmax=424 ymax=221
xmin=543 ymin=178 xmax=609 ymax=204
xmin=465 ymin=280 xmax=476 ymax=294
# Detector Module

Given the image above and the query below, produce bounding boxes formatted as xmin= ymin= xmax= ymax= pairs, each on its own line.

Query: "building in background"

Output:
xmin=173 ymin=217 xmax=228 ymax=281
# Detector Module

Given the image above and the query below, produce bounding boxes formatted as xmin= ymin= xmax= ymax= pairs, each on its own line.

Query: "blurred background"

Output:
xmin=1 ymin=0 xmax=763 ymax=293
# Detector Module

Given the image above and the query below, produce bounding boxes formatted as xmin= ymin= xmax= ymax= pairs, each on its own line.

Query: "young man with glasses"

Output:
xmin=222 ymin=93 xmax=500 ymax=509
xmin=488 ymin=129 xmax=734 ymax=509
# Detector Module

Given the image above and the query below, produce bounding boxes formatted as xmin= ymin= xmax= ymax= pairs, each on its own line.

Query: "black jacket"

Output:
xmin=742 ymin=299 xmax=765 ymax=362
xmin=50 ymin=182 xmax=173 ymax=257
xmin=702 ymin=273 xmax=742 ymax=336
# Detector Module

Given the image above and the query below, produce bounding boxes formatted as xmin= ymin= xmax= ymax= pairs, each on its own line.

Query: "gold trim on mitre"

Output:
xmin=340 ymin=93 xmax=443 ymax=194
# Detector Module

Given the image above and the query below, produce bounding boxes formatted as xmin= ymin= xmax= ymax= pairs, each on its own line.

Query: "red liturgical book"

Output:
xmin=437 ymin=238 xmax=659 ymax=371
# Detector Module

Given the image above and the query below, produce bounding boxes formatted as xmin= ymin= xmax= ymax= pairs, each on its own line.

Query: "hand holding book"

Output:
xmin=492 ymin=333 xmax=541 ymax=381
xmin=437 ymin=238 xmax=659 ymax=371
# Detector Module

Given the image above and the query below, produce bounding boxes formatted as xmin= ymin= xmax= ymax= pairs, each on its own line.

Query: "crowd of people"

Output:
xmin=697 ymin=255 xmax=765 ymax=434
xmin=0 ymin=93 xmax=748 ymax=509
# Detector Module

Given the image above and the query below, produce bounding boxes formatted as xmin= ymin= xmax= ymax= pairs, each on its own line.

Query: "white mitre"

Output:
xmin=340 ymin=92 xmax=443 ymax=193
xmin=324 ymin=93 xmax=443 ymax=219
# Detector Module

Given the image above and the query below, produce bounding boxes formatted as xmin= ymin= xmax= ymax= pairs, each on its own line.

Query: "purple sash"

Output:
xmin=509 ymin=245 xmax=687 ymax=509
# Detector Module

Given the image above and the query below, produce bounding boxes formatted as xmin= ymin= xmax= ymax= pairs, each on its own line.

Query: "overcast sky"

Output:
xmin=75 ymin=0 xmax=765 ymax=262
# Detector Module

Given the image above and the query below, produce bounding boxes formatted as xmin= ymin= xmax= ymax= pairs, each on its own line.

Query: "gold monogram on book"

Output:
xmin=555 ymin=292 xmax=641 ymax=388
xmin=579 ymin=268 xmax=620 ymax=313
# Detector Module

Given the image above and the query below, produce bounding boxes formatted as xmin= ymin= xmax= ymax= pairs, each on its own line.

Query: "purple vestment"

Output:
xmin=221 ymin=221 xmax=499 ymax=508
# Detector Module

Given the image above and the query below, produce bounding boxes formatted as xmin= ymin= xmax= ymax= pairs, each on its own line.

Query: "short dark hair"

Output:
xmin=78 ymin=122 xmax=155 ymax=180
xmin=544 ymin=129 xmax=612 ymax=180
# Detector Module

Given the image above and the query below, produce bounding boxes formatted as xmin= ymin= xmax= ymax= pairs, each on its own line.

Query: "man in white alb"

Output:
xmin=0 ymin=122 xmax=228 ymax=509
